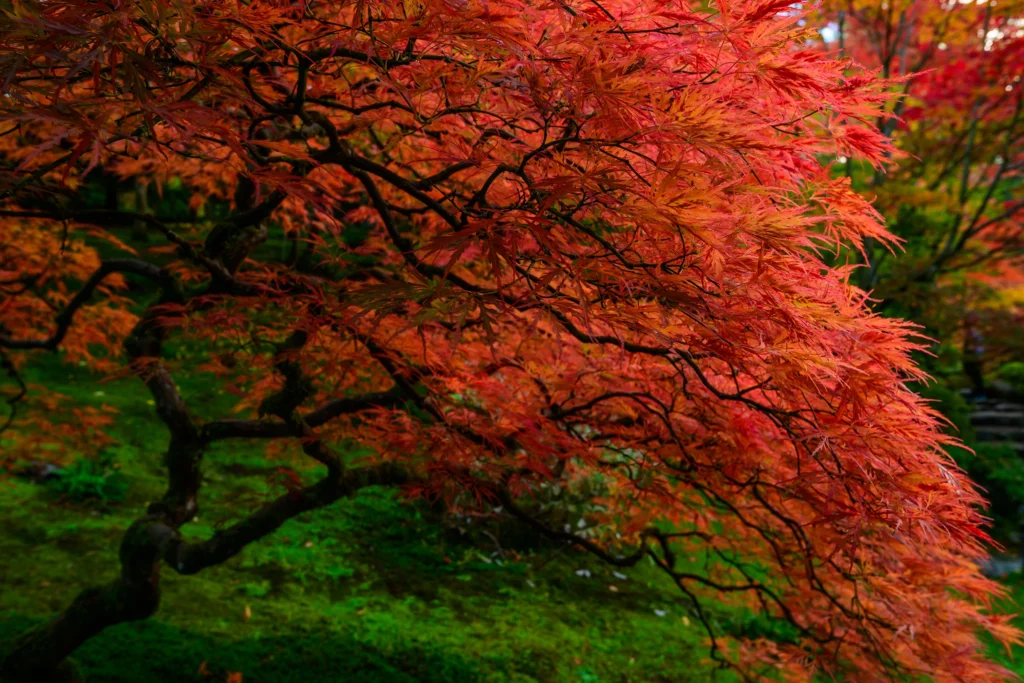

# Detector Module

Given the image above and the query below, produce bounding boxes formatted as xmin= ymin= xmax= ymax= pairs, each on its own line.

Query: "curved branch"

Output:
xmin=157 ymin=462 xmax=410 ymax=575
xmin=202 ymin=389 xmax=405 ymax=442
xmin=0 ymin=258 xmax=181 ymax=350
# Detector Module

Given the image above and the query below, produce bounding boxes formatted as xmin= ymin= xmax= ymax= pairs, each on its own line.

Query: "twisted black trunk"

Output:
xmin=1 ymin=521 xmax=165 ymax=682
xmin=0 ymin=169 xmax=413 ymax=679
xmin=1 ymin=262 xmax=196 ymax=682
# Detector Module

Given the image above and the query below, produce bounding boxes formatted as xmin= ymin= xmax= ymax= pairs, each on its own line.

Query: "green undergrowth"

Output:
xmin=0 ymin=362 xmax=734 ymax=683
xmin=978 ymin=572 xmax=1024 ymax=677
xmin=6 ymin=359 xmax=1024 ymax=680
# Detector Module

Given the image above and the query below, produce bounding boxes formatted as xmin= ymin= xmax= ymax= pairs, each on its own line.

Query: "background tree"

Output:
xmin=815 ymin=0 xmax=1024 ymax=351
xmin=0 ymin=0 xmax=1018 ymax=680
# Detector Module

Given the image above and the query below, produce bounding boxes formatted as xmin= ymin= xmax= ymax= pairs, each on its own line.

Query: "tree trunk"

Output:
xmin=131 ymin=181 xmax=151 ymax=243
xmin=0 ymin=520 xmax=164 ymax=682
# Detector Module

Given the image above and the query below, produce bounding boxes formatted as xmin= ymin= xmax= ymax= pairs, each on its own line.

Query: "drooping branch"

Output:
xmin=493 ymin=486 xmax=648 ymax=567
xmin=0 ymin=208 xmax=244 ymax=284
xmin=323 ymin=150 xmax=464 ymax=231
xmin=0 ymin=209 xmax=196 ymax=250
xmin=351 ymin=168 xmax=482 ymax=292
xmin=155 ymin=461 xmax=409 ymax=575
xmin=202 ymin=389 xmax=406 ymax=442
xmin=0 ymin=258 xmax=181 ymax=351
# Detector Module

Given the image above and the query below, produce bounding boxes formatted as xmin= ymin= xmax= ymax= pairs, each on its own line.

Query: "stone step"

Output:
xmin=970 ymin=410 xmax=1024 ymax=427
xmin=972 ymin=400 xmax=1024 ymax=412
xmin=974 ymin=424 xmax=1024 ymax=443
xmin=981 ymin=555 xmax=1024 ymax=578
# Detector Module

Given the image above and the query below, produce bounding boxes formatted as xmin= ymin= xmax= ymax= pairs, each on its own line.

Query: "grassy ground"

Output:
xmin=0 ymin=360 xmax=737 ymax=683
xmin=979 ymin=573 xmax=1024 ymax=677
xmin=4 ymin=359 xmax=1024 ymax=681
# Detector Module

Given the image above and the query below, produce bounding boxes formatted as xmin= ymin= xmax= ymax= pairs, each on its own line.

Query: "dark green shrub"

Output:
xmin=910 ymin=380 xmax=975 ymax=443
xmin=997 ymin=362 xmax=1024 ymax=394
xmin=48 ymin=450 xmax=129 ymax=503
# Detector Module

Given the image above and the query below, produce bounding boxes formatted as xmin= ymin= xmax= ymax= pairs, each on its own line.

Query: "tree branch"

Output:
xmin=202 ymin=389 xmax=405 ymax=442
xmin=157 ymin=462 xmax=409 ymax=574
xmin=0 ymin=258 xmax=181 ymax=350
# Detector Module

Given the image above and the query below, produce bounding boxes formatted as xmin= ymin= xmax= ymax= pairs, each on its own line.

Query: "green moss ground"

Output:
xmin=5 ymin=360 xmax=1024 ymax=681
xmin=0 ymin=362 xmax=730 ymax=683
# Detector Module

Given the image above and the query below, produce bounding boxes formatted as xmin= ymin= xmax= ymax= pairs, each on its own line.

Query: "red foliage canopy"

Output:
xmin=0 ymin=0 xmax=1019 ymax=679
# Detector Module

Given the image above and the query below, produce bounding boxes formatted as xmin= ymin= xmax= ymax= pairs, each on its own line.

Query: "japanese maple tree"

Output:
xmin=0 ymin=0 xmax=1019 ymax=680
